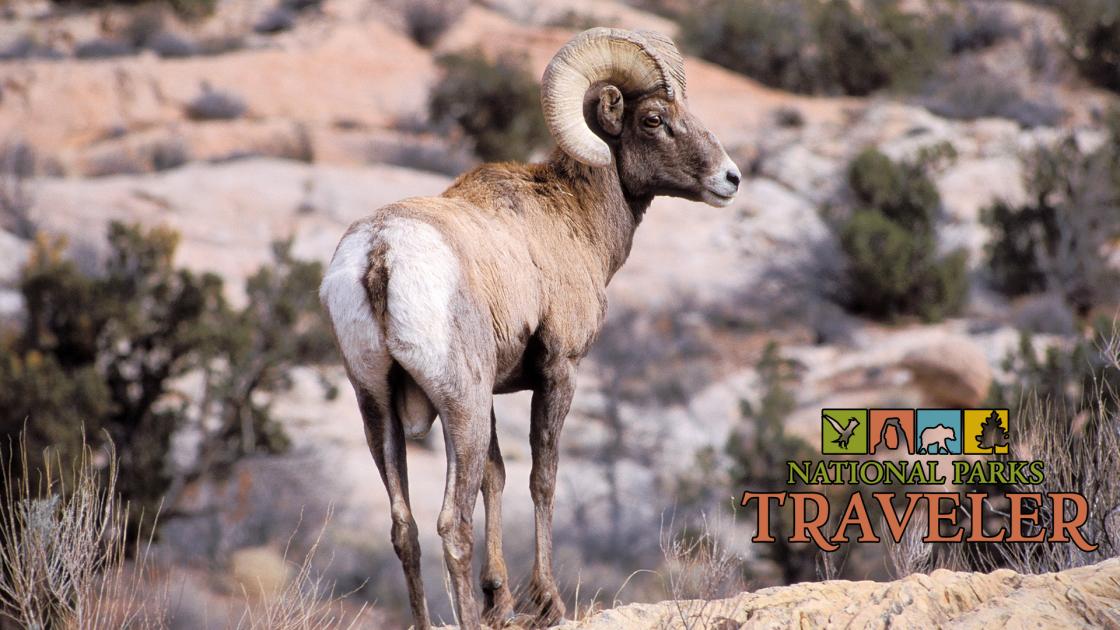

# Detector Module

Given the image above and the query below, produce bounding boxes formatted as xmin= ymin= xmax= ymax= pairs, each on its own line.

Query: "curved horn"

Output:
xmin=541 ymin=28 xmax=682 ymax=167
xmin=635 ymin=29 xmax=687 ymax=99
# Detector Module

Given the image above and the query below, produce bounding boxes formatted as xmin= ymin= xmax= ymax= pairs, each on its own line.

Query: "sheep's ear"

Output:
xmin=597 ymin=85 xmax=624 ymax=137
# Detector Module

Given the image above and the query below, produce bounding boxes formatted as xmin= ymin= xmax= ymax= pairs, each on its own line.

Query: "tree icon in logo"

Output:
xmin=963 ymin=409 xmax=1009 ymax=454
xmin=975 ymin=410 xmax=1009 ymax=452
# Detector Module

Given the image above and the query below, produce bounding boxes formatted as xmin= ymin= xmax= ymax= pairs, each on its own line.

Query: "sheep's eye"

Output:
xmin=643 ymin=115 xmax=662 ymax=128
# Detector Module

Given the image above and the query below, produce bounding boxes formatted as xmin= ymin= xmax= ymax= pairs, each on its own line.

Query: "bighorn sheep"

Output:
xmin=320 ymin=27 xmax=740 ymax=629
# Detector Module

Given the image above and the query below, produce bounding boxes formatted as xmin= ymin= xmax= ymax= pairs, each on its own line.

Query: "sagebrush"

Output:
xmin=428 ymin=51 xmax=550 ymax=162
xmin=981 ymin=122 xmax=1120 ymax=313
xmin=680 ymin=0 xmax=945 ymax=95
xmin=837 ymin=148 xmax=968 ymax=321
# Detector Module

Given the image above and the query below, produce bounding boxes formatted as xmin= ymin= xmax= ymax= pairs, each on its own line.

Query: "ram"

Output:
xmin=320 ymin=27 xmax=740 ymax=629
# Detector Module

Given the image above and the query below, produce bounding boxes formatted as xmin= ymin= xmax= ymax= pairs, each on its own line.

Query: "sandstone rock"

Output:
xmin=756 ymin=144 xmax=843 ymax=205
xmin=0 ymin=229 xmax=30 ymax=285
xmin=0 ymin=289 xmax=22 ymax=320
xmin=0 ymin=20 xmax=432 ymax=158
xmin=478 ymin=0 xmax=677 ymax=33
xmin=68 ymin=120 xmax=315 ymax=176
xmin=30 ymin=158 xmax=449 ymax=303
xmin=736 ymin=177 xmax=830 ymax=254
xmin=564 ymin=558 xmax=1120 ymax=629
xmin=937 ymin=156 xmax=1025 ymax=224
xmin=901 ymin=335 xmax=993 ymax=408
xmin=230 ymin=546 xmax=289 ymax=598
xmin=848 ymin=102 xmax=957 ymax=160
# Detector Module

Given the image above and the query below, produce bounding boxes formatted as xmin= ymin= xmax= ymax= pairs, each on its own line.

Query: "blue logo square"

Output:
xmin=916 ymin=409 xmax=962 ymax=455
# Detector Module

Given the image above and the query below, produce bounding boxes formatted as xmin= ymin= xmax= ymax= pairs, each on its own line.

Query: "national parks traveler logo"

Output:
xmin=820 ymin=408 xmax=1009 ymax=455
xmin=742 ymin=406 xmax=1098 ymax=553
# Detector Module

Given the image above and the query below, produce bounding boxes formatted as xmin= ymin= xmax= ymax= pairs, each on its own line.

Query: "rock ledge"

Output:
xmin=563 ymin=558 xmax=1120 ymax=629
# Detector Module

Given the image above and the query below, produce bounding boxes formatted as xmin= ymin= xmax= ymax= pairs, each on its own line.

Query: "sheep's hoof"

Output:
xmin=529 ymin=584 xmax=566 ymax=627
xmin=482 ymin=581 xmax=516 ymax=627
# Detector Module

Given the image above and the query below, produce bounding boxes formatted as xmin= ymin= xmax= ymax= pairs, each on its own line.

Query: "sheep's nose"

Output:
xmin=725 ymin=169 xmax=741 ymax=189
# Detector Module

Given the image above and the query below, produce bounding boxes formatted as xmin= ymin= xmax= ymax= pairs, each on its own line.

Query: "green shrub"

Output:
xmin=146 ymin=31 xmax=199 ymax=58
xmin=0 ymin=223 xmax=334 ymax=525
xmin=840 ymin=211 xmax=923 ymax=311
xmin=990 ymin=318 xmax=1120 ymax=416
xmin=429 ymin=51 xmax=550 ymax=162
xmin=1057 ymin=0 xmax=1120 ymax=93
xmin=50 ymin=0 xmax=217 ymax=21
xmin=723 ymin=343 xmax=819 ymax=585
xmin=921 ymin=58 xmax=1066 ymax=128
xmin=680 ymin=0 xmax=820 ymax=94
xmin=847 ymin=149 xmax=938 ymax=231
xmin=838 ymin=149 xmax=968 ymax=321
xmin=980 ymin=200 xmax=1057 ymax=296
xmin=254 ymin=7 xmax=296 ymax=34
xmin=981 ymin=126 xmax=1120 ymax=312
xmin=723 ymin=343 xmax=894 ymax=584
xmin=202 ymin=239 xmax=337 ymax=460
xmin=184 ymin=84 xmax=246 ymax=121
xmin=680 ymin=0 xmax=945 ymax=95
xmin=815 ymin=0 xmax=941 ymax=95
xmin=74 ymin=38 xmax=135 ymax=59
xmin=403 ymin=0 xmax=466 ymax=48
xmin=946 ymin=3 xmax=1019 ymax=54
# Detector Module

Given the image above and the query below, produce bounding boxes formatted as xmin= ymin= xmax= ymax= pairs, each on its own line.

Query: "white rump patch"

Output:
xmin=320 ymin=224 xmax=390 ymax=395
xmin=380 ymin=218 xmax=460 ymax=379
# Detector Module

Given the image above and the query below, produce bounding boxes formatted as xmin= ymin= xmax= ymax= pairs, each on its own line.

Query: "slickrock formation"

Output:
xmin=563 ymin=558 xmax=1120 ymax=629
xmin=902 ymin=335 xmax=994 ymax=408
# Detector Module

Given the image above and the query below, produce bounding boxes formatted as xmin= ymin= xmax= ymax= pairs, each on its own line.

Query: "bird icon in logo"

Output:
xmin=824 ymin=413 xmax=860 ymax=449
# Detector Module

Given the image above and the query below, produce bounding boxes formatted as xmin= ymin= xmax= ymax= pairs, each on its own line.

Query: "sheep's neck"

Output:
xmin=548 ymin=150 xmax=650 ymax=284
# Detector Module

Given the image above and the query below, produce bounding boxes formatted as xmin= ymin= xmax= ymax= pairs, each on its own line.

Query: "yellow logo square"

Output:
xmin=963 ymin=409 xmax=1009 ymax=454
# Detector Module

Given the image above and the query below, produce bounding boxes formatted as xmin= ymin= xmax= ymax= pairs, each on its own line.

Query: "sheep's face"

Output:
xmin=598 ymin=86 xmax=741 ymax=207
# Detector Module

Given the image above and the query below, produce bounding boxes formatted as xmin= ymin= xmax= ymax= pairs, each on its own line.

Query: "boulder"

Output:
xmin=901 ymin=335 xmax=993 ymax=408
xmin=229 ymin=546 xmax=289 ymax=598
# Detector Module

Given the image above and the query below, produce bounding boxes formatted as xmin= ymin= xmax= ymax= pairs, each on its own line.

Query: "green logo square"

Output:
xmin=821 ymin=409 xmax=869 ymax=454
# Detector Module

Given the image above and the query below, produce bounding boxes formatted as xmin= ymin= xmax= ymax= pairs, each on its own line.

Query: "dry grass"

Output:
xmin=235 ymin=509 xmax=367 ymax=630
xmin=0 ymin=434 xmax=372 ymax=629
xmin=882 ymin=509 xmax=934 ymax=578
xmin=983 ymin=327 xmax=1120 ymax=574
xmin=995 ymin=364 xmax=1120 ymax=571
xmin=883 ymin=328 xmax=1120 ymax=577
xmin=0 ymin=435 xmax=164 ymax=629
xmin=657 ymin=513 xmax=745 ymax=630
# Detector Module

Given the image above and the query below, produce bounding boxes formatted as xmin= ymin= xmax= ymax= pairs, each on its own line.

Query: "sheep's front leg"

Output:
xmin=527 ymin=359 xmax=576 ymax=625
xmin=481 ymin=408 xmax=515 ymax=624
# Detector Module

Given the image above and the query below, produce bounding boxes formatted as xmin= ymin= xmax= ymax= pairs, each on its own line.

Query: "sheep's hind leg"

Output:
xmin=357 ymin=388 xmax=430 ymax=630
xmin=481 ymin=407 xmax=515 ymax=625
xmin=435 ymin=394 xmax=491 ymax=630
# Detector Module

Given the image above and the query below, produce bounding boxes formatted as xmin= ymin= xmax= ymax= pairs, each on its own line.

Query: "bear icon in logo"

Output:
xmin=916 ymin=409 xmax=963 ymax=454
xmin=919 ymin=424 xmax=956 ymax=454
